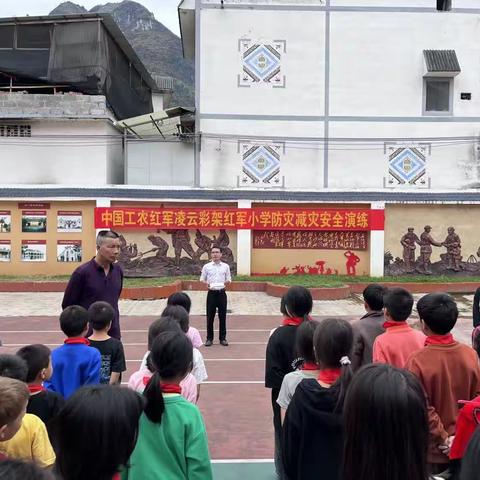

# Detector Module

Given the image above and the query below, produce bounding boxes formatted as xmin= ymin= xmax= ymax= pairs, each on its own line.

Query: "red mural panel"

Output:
xmin=253 ymin=230 xmax=368 ymax=250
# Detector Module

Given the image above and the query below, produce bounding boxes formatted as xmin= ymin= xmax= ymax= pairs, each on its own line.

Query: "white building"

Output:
xmin=179 ymin=0 xmax=480 ymax=190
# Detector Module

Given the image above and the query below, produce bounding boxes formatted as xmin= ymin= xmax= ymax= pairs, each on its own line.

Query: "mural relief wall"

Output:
xmin=117 ymin=229 xmax=237 ymax=277
xmin=251 ymin=230 xmax=370 ymax=276
xmin=385 ymin=205 xmax=480 ymax=276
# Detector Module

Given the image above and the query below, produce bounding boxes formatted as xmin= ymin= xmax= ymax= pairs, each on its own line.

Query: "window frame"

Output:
xmin=422 ymin=76 xmax=454 ymax=116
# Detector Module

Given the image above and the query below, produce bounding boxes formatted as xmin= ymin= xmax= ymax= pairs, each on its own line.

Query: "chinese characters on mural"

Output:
xmin=253 ymin=231 xmax=368 ymax=250
xmin=386 ymin=225 xmax=480 ymax=275
xmin=253 ymin=231 xmax=366 ymax=276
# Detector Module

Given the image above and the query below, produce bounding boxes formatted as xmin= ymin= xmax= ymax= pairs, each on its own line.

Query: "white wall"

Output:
xmin=197 ymin=3 xmax=480 ymax=190
xmin=127 ymin=141 xmax=195 ymax=186
xmin=200 ymin=9 xmax=326 ymax=116
xmin=0 ymin=120 xmax=120 ymax=185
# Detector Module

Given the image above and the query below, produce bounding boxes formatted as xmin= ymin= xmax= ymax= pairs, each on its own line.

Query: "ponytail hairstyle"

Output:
xmin=313 ymin=317 xmax=354 ymax=412
xmin=283 ymin=286 xmax=313 ymax=322
xmin=143 ymin=331 xmax=193 ymax=425
xmin=295 ymin=320 xmax=320 ymax=364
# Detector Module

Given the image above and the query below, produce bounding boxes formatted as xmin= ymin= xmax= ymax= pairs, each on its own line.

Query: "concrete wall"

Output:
xmin=197 ymin=1 xmax=480 ymax=190
xmin=0 ymin=120 xmax=121 ymax=185
xmin=126 ymin=140 xmax=195 ymax=186
xmin=0 ymin=93 xmax=111 ymax=119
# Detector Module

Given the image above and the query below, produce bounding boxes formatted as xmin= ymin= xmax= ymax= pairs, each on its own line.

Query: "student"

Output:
xmin=459 ymin=426 xmax=480 ymax=480
xmin=265 ymin=286 xmax=313 ymax=478
xmin=0 ymin=357 xmax=56 ymax=469
xmin=167 ymin=292 xmax=203 ymax=348
xmin=160 ymin=305 xmax=208 ymax=394
xmin=372 ymin=287 xmax=425 ymax=367
xmin=44 ymin=305 xmax=101 ymax=398
xmin=282 ymin=318 xmax=353 ymax=480
xmin=343 ymin=363 xmax=442 ymax=480
xmin=277 ymin=320 xmax=320 ymax=422
xmin=0 ymin=459 xmax=55 ymax=479
xmin=0 ymin=377 xmax=30 ymax=459
xmin=87 ymin=301 xmax=126 ymax=385
xmin=122 ymin=331 xmax=212 ymax=480
xmin=351 ymin=283 xmax=387 ymax=370
xmin=15 ymin=344 xmax=65 ymax=430
xmin=51 ymin=385 xmax=144 ymax=480
xmin=128 ymin=317 xmax=198 ymax=404
xmin=405 ymin=293 xmax=480 ymax=472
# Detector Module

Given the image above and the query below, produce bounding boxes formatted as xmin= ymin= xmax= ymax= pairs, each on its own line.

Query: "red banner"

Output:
xmin=94 ymin=207 xmax=384 ymax=231
xmin=18 ymin=203 xmax=50 ymax=209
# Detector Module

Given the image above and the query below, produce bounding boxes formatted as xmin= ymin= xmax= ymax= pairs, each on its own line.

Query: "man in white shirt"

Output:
xmin=200 ymin=246 xmax=232 ymax=346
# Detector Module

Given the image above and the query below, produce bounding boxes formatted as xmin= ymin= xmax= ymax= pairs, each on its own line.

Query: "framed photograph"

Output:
xmin=57 ymin=211 xmax=82 ymax=233
xmin=21 ymin=240 xmax=46 ymax=262
xmin=22 ymin=210 xmax=47 ymax=233
xmin=0 ymin=211 xmax=11 ymax=233
xmin=57 ymin=240 xmax=82 ymax=263
xmin=0 ymin=240 xmax=11 ymax=262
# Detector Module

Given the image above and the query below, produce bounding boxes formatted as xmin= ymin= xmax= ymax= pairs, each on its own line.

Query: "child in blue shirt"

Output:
xmin=44 ymin=305 xmax=101 ymax=398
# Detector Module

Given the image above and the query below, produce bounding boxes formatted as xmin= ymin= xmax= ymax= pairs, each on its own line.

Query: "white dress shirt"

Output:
xmin=200 ymin=261 xmax=231 ymax=290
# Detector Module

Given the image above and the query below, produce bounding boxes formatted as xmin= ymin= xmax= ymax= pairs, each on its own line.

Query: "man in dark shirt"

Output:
xmin=62 ymin=230 xmax=123 ymax=339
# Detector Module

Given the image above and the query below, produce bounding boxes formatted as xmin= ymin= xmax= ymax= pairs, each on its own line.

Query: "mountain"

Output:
xmin=49 ymin=1 xmax=194 ymax=108
xmin=50 ymin=2 xmax=88 ymax=15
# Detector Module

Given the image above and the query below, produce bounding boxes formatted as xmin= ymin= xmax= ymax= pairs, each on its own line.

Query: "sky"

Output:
xmin=0 ymin=0 xmax=181 ymax=35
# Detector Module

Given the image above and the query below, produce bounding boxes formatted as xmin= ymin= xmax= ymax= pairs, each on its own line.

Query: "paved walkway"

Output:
xmin=0 ymin=291 xmax=475 ymax=343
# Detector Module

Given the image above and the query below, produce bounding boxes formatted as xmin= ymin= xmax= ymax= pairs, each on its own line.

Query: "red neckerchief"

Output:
xmin=64 ymin=337 xmax=90 ymax=345
xmin=112 ymin=474 xmax=121 ymax=480
xmin=283 ymin=317 xmax=307 ymax=326
xmin=425 ymin=333 xmax=455 ymax=346
xmin=318 ymin=368 xmax=341 ymax=385
xmin=28 ymin=384 xmax=45 ymax=394
xmin=142 ymin=377 xmax=182 ymax=394
xmin=302 ymin=362 xmax=319 ymax=371
xmin=161 ymin=383 xmax=182 ymax=394
xmin=383 ymin=321 xmax=407 ymax=329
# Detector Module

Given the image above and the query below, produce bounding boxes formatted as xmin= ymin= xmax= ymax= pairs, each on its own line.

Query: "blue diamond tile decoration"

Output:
xmin=244 ymin=45 xmax=280 ymax=81
xmin=238 ymin=39 xmax=286 ymax=88
xmin=388 ymin=147 xmax=426 ymax=185
xmin=241 ymin=143 xmax=282 ymax=186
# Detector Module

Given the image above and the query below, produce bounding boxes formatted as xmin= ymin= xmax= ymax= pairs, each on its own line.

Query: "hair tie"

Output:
xmin=340 ymin=356 xmax=351 ymax=366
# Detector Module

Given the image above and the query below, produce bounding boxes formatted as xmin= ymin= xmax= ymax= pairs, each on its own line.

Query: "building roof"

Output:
xmin=116 ymin=107 xmax=195 ymax=138
xmin=1 ymin=186 xmax=480 ymax=204
xmin=0 ymin=14 xmax=158 ymax=92
xmin=423 ymin=50 xmax=461 ymax=73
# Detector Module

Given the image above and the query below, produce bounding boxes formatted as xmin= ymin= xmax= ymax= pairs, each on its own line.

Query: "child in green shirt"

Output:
xmin=122 ymin=331 xmax=212 ymax=480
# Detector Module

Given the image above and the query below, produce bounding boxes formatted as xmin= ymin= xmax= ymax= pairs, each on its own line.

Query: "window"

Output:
xmin=0 ymin=25 xmax=14 ymax=49
xmin=423 ymin=78 xmax=453 ymax=115
xmin=16 ymin=25 xmax=51 ymax=49
xmin=437 ymin=0 xmax=452 ymax=11
xmin=0 ymin=125 xmax=31 ymax=137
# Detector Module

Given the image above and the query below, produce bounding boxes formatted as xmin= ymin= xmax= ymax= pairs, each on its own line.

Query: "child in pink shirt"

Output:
xmin=127 ymin=317 xmax=198 ymax=404
xmin=373 ymin=288 xmax=425 ymax=368
xmin=167 ymin=292 xmax=203 ymax=348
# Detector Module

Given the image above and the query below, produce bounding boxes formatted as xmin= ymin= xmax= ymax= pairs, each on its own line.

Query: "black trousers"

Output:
xmin=206 ymin=289 xmax=227 ymax=341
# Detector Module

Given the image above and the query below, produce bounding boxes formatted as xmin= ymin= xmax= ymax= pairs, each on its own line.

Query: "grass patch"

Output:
xmin=1 ymin=274 xmax=479 ymax=288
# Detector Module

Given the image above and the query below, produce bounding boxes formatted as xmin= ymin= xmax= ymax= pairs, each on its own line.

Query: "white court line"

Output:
xmin=211 ymin=459 xmax=273 ymax=463
xmin=2 ymin=342 xmax=266 ymax=347
xmin=120 ymin=380 xmax=264 ymax=385
xmin=0 ymin=329 xmax=272 ymax=334
xmin=202 ymin=381 xmax=264 ymax=384
xmin=126 ymin=358 xmax=264 ymax=362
